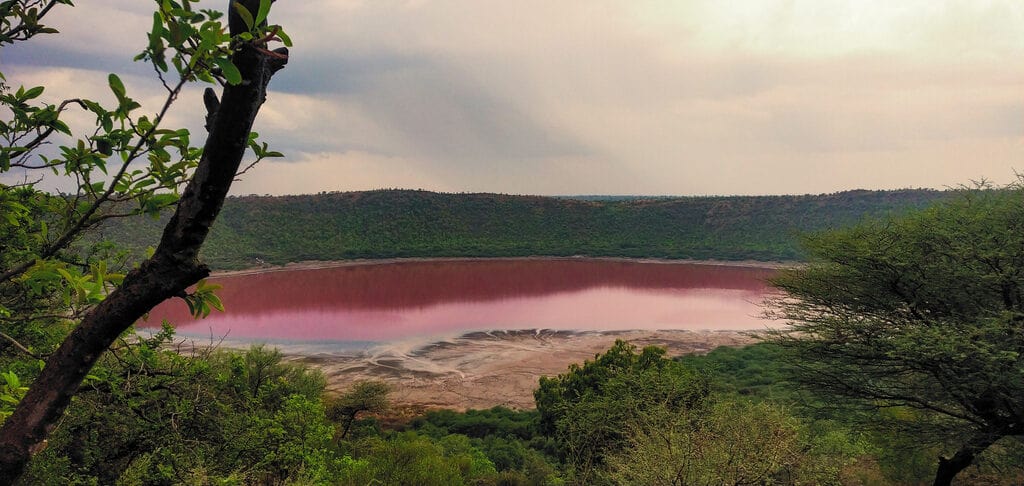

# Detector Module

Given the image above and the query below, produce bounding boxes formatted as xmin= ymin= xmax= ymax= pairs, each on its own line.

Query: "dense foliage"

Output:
xmin=531 ymin=341 xmax=874 ymax=485
xmin=21 ymin=343 xmax=334 ymax=485
xmin=767 ymin=184 xmax=1024 ymax=485
xmin=13 ymin=338 xmax=547 ymax=485
xmin=606 ymin=399 xmax=836 ymax=485
xmin=533 ymin=341 xmax=708 ymax=482
xmin=95 ymin=189 xmax=949 ymax=269
xmin=3 ymin=328 xmax=1021 ymax=484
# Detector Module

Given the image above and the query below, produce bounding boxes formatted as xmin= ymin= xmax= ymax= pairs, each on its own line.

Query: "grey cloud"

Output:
xmin=272 ymin=52 xmax=425 ymax=96
xmin=3 ymin=39 xmax=150 ymax=80
xmin=357 ymin=59 xmax=583 ymax=161
xmin=273 ymin=50 xmax=588 ymax=163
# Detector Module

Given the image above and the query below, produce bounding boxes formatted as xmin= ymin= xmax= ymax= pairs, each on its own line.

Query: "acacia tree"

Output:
xmin=766 ymin=183 xmax=1024 ymax=486
xmin=328 ymin=380 xmax=391 ymax=440
xmin=0 ymin=0 xmax=289 ymax=480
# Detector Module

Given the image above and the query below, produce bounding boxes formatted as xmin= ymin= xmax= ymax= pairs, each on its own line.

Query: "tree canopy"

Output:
xmin=767 ymin=182 xmax=1024 ymax=485
xmin=533 ymin=341 xmax=709 ymax=483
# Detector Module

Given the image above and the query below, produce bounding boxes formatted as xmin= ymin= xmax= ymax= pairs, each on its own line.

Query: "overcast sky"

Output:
xmin=4 ymin=0 xmax=1022 ymax=196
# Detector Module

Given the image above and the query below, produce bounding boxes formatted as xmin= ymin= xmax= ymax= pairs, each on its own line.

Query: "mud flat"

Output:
xmin=284 ymin=329 xmax=759 ymax=411
xmin=212 ymin=256 xmax=792 ymax=278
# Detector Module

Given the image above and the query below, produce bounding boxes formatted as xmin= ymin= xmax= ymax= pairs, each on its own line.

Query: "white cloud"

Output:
xmin=3 ymin=0 xmax=1022 ymax=195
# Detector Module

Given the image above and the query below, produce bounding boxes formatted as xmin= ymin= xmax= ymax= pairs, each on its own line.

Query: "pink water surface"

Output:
xmin=140 ymin=259 xmax=777 ymax=343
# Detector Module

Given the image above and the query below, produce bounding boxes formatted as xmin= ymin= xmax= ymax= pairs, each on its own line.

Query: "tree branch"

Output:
xmin=0 ymin=77 xmax=190 ymax=286
xmin=0 ymin=35 xmax=287 ymax=484
xmin=0 ymin=331 xmax=41 ymax=359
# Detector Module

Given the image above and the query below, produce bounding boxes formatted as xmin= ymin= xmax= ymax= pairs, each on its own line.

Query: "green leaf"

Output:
xmin=150 ymin=11 xmax=164 ymax=40
xmin=206 ymin=293 xmax=224 ymax=312
xmin=142 ymin=192 xmax=180 ymax=216
xmin=255 ymin=0 xmax=271 ymax=27
xmin=232 ymin=1 xmax=254 ymax=31
xmin=108 ymin=73 xmax=126 ymax=99
xmin=22 ymin=86 xmax=43 ymax=100
xmin=275 ymin=28 xmax=292 ymax=47
xmin=4 ymin=200 xmax=28 ymax=213
xmin=196 ymin=280 xmax=222 ymax=293
xmin=213 ymin=57 xmax=242 ymax=85
xmin=55 ymin=267 xmax=75 ymax=284
xmin=167 ymin=18 xmax=184 ymax=46
xmin=3 ymin=372 xmax=19 ymax=390
xmin=51 ymin=119 xmax=71 ymax=135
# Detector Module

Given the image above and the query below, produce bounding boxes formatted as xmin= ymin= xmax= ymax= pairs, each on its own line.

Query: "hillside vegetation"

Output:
xmin=97 ymin=189 xmax=948 ymax=269
xmin=18 ymin=184 xmax=1024 ymax=485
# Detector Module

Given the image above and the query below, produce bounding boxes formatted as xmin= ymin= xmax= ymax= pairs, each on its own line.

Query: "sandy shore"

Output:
xmin=212 ymin=256 xmax=793 ymax=278
xmin=282 ymin=329 xmax=759 ymax=411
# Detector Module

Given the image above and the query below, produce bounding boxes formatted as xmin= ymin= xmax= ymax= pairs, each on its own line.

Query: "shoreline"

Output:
xmin=176 ymin=328 xmax=765 ymax=411
xmin=280 ymin=328 xmax=761 ymax=411
xmin=211 ymin=255 xmax=795 ymax=278
xmin=194 ymin=257 xmax=780 ymax=410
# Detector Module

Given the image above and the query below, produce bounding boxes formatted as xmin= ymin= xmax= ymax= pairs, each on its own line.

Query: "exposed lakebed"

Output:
xmin=142 ymin=258 xmax=778 ymax=409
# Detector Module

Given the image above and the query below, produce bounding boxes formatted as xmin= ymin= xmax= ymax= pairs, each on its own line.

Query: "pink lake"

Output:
xmin=140 ymin=259 xmax=777 ymax=344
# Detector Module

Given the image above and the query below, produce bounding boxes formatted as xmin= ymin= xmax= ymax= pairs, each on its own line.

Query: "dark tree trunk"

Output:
xmin=932 ymin=435 xmax=997 ymax=486
xmin=340 ymin=414 xmax=355 ymax=440
xmin=0 ymin=24 xmax=287 ymax=484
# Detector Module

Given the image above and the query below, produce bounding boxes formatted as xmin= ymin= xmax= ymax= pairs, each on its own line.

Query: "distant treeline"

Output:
xmin=96 ymin=189 xmax=949 ymax=270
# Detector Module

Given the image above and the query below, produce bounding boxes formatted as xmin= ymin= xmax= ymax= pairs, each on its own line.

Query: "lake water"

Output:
xmin=140 ymin=259 xmax=776 ymax=347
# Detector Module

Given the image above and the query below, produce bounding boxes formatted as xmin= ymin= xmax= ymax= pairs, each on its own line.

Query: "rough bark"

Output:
xmin=0 ymin=25 xmax=287 ymax=483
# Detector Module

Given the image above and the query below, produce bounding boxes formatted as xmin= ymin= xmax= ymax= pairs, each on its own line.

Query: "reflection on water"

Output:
xmin=141 ymin=259 xmax=777 ymax=343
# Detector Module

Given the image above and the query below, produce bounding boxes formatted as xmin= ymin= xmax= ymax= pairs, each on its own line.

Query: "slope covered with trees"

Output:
xmin=98 ymin=188 xmax=949 ymax=269
xmin=22 ymin=184 xmax=1014 ymax=485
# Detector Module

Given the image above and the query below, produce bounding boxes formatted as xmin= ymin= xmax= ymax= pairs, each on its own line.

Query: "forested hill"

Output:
xmin=99 ymin=189 xmax=949 ymax=270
